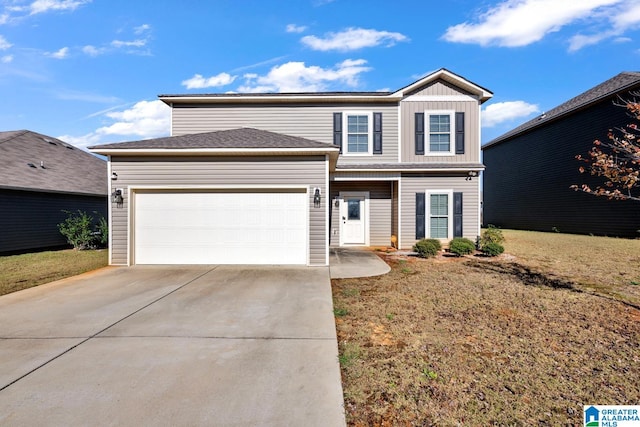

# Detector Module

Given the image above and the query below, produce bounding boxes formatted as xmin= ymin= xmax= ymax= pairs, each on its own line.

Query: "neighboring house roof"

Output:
xmin=484 ymin=71 xmax=640 ymax=149
xmin=0 ymin=130 xmax=107 ymax=196
xmin=90 ymin=128 xmax=340 ymax=167
xmin=159 ymin=68 xmax=493 ymax=105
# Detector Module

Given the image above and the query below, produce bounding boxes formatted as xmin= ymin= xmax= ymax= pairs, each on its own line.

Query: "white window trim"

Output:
xmin=426 ymin=190 xmax=453 ymax=240
xmin=342 ymin=111 xmax=373 ymax=156
xmin=425 ymin=110 xmax=455 ymax=156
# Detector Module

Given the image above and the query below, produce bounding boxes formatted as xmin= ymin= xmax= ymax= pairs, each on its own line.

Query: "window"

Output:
xmin=347 ymin=199 xmax=360 ymax=220
xmin=344 ymin=112 xmax=372 ymax=154
xmin=427 ymin=111 xmax=455 ymax=154
xmin=428 ymin=192 xmax=452 ymax=239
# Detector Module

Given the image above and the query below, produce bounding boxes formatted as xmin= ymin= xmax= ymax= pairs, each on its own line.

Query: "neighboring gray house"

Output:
xmin=482 ymin=71 xmax=640 ymax=238
xmin=0 ymin=130 xmax=108 ymax=254
xmin=90 ymin=68 xmax=493 ymax=266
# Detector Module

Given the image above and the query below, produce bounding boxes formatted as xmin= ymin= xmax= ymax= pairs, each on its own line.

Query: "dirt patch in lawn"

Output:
xmin=332 ymin=245 xmax=640 ymax=425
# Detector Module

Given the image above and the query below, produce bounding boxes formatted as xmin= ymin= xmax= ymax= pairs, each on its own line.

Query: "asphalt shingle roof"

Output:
xmin=90 ymin=128 xmax=338 ymax=150
xmin=484 ymin=71 xmax=640 ymax=148
xmin=0 ymin=130 xmax=107 ymax=196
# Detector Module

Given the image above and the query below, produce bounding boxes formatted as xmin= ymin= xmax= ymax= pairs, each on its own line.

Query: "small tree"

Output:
xmin=571 ymin=96 xmax=640 ymax=202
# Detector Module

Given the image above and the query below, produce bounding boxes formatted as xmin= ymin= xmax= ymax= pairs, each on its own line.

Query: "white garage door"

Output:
xmin=134 ymin=190 xmax=308 ymax=265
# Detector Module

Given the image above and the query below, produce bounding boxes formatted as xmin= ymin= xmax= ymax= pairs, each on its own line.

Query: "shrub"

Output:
xmin=449 ymin=237 xmax=475 ymax=256
xmin=482 ymin=242 xmax=505 ymax=257
xmin=413 ymin=238 xmax=442 ymax=258
xmin=479 ymin=225 xmax=505 ymax=248
xmin=58 ymin=210 xmax=107 ymax=250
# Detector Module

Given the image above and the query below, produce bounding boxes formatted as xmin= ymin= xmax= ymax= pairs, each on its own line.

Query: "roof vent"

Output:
xmin=43 ymin=138 xmax=57 ymax=145
xmin=65 ymin=145 xmax=73 ymax=149
xmin=27 ymin=163 xmax=37 ymax=168
xmin=40 ymin=161 xmax=46 ymax=169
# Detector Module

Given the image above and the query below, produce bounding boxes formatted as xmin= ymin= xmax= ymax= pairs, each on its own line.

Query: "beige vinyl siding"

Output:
xmin=401 ymin=100 xmax=480 ymax=163
xmin=109 ymin=155 xmax=327 ymax=266
xmin=171 ymin=104 xmax=398 ymax=164
xmin=329 ymin=181 xmax=392 ymax=247
xmin=406 ymin=80 xmax=475 ymax=97
xmin=399 ymin=174 xmax=479 ymax=249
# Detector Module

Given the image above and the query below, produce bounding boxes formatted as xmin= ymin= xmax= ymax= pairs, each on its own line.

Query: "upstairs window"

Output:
xmin=344 ymin=112 xmax=372 ymax=155
xmin=427 ymin=111 xmax=455 ymax=155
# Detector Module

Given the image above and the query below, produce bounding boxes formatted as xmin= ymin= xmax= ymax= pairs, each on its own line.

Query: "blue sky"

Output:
xmin=1 ymin=0 xmax=639 ymax=149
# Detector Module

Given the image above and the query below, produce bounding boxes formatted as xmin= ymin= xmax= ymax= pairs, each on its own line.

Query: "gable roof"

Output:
xmin=158 ymin=68 xmax=493 ymax=105
xmin=0 ymin=130 xmax=107 ymax=196
xmin=484 ymin=71 xmax=640 ymax=149
xmin=89 ymin=127 xmax=340 ymax=162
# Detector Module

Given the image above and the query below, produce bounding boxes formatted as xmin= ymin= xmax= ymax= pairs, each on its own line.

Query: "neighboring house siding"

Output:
xmin=109 ymin=155 xmax=327 ymax=265
xmin=399 ymin=175 xmax=479 ymax=248
xmin=171 ymin=104 xmax=398 ymax=164
xmin=483 ymin=98 xmax=640 ymax=237
xmin=329 ymin=181 xmax=392 ymax=247
xmin=400 ymin=100 xmax=480 ymax=164
xmin=0 ymin=189 xmax=107 ymax=253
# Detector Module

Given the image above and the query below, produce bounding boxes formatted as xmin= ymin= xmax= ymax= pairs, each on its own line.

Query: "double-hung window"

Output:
xmin=428 ymin=191 xmax=452 ymax=239
xmin=344 ymin=112 xmax=372 ymax=155
xmin=427 ymin=111 xmax=455 ymax=155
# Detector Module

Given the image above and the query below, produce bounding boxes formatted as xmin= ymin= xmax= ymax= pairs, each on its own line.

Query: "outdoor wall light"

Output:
xmin=111 ymin=188 xmax=123 ymax=204
xmin=334 ymin=196 xmax=340 ymax=208
xmin=313 ymin=187 xmax=321 ymax=208
xmin=466 ymin=171 xmax=479 ymax=181
xmin=111 ymin=172 xmax=118 ymax=180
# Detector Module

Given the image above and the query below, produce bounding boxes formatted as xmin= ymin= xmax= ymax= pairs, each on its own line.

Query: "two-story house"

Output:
xmin=90 ymin=68 xmax=492 ymax=266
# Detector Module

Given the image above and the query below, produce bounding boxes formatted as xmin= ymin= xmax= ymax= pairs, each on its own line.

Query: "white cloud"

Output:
xmin=134 ymin=24 xmax=151 ymax=35
xmin=82 ymin=45 xmax=105 ymax=56
xmin=59 ymin=100 xmax=171 ymax=150
xmin=0 ymin=35 xmax=12 ymax=50
xmin=29 ymin=0 xmax=91 ymax=15
xmin=46 ymin=46 xmax=69 ymax=59
xmin=482 ymin=101 xmax=540 ymax=127
xmin=568 ymin=1 xmax=640 ymax=51
xmin=237 ymin=59 xmax=372 ymax=93
xmin=181 ymin=72 xmax=236 ymax=89
xmin=0 ymin=13 xmax=9 ymax=24
xmin=442 ymin=0 xmax=623 ymax=48
xmin=1 ymin=54 xmax=13 ymax=63
xmin=286 ymin=24 xmax=307 ymax=33
xmin=301 ymin=27 xmax=409 ymax=52
xmin=111 ymin=39 xmax=146 ymax=48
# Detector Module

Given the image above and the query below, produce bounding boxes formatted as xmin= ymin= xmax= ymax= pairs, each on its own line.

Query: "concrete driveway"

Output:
xmin=0 ymin=265 xmax=346 ymax=426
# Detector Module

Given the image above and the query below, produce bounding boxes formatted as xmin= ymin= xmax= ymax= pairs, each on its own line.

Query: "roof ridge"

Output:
xmin=0 ymin=130 xmax=29 ymax=144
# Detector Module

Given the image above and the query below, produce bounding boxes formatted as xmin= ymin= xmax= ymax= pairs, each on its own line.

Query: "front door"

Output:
xmin=339 ymin=193 xmax=367 ymax=245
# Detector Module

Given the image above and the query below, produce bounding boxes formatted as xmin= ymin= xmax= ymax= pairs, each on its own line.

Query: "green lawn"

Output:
xmin=0 ymin=249 xmax=109 ymax=296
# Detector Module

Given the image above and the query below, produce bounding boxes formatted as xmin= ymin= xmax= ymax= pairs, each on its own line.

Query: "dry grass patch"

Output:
xmin=333 ymin=232 xmax=640 ymax=425
xmin=0 ymin=249 xmax=108 ymax=296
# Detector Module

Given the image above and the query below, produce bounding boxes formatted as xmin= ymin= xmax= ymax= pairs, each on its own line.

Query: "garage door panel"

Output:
xmin=134 ymin=191 xmax=307 ymax=265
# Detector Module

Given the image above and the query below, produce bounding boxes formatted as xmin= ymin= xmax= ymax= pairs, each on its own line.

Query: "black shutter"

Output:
xmin=333 ymin=112 xmax=342 ymax=154
xmin=453 ymin=192 xmax=463 ymax=237
xmin=455 ymin=112 xmax=465 ymax=154
xmin=373 ymin=112 xmax=382 ymax=154
xmin=415 ymin=112 xmax=424 ymax=155
xmin=416 ymin=192 xmax=425 ymax=239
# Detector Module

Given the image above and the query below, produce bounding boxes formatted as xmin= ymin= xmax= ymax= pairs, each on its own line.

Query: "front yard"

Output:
xmin=0 ymin=249 xmax=108 ymax=296
xmin=332 ymin=230 xmax=640 ymax=425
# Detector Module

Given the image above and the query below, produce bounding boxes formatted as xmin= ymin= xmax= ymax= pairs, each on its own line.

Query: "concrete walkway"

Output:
xmin=329 ymin=247 xmax=391 ymax=279
xmin=0 ymin=265 xmax=345 ymax=427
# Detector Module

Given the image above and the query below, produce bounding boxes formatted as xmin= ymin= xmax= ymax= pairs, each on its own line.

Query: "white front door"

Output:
xmin=339 ymin=192 xmax=368 ymax=245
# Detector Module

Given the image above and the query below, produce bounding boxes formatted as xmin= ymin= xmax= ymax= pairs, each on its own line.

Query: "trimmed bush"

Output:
xmin=413 ymin=238 xmax=442 ymax=258
xmin=482 ymin=242 xmax=505 ymax=257
xmin=449 ymin=237 xmax=475 ymax=256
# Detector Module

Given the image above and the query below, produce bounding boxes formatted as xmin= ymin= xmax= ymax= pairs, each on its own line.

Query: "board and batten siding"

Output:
xmin=329 ymin=181 xmax=392 ymax=247
xmin=171 ymin=104 xmax=398 ymax=165
xmin=0 ymin=189 xmax=107 ymax=253
xmin=400 ymin=100 xmax=480 ymax=164
xmin=108 ymin=155 xmax=328 ymax=266
xmin=399 ymin=175 xmax=479 ymax=249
